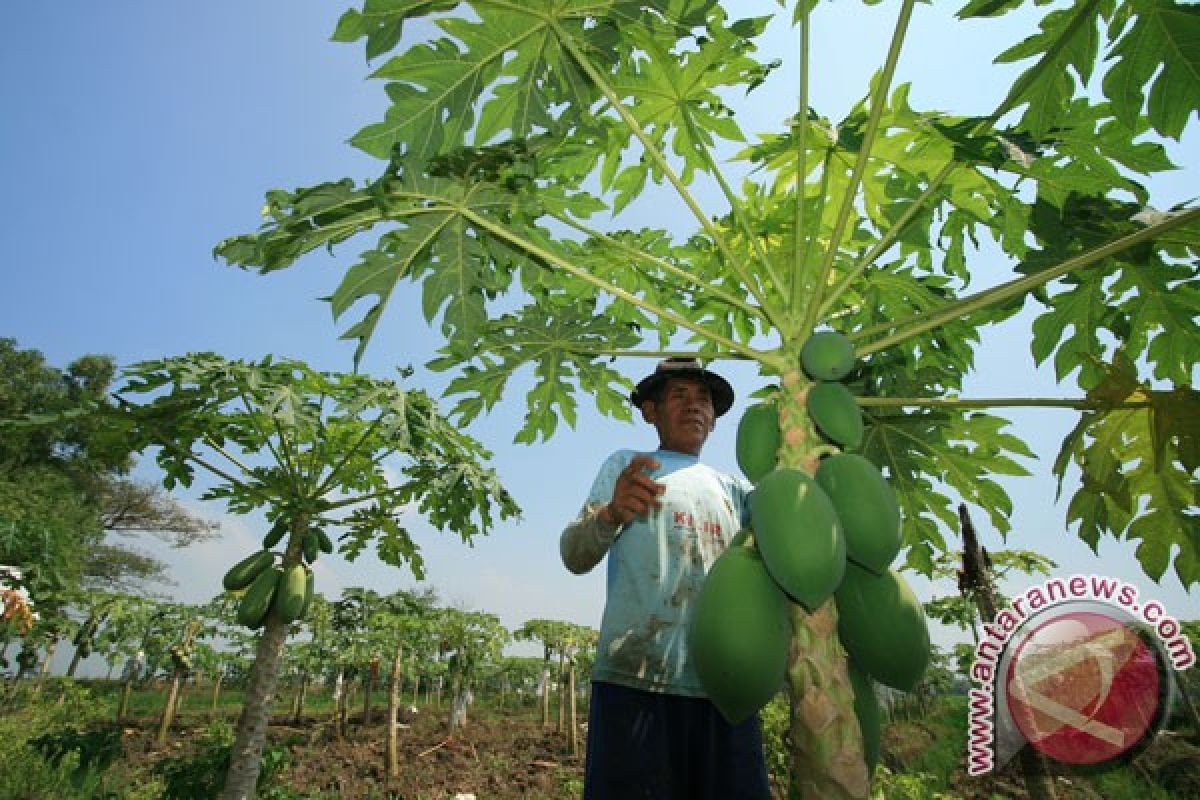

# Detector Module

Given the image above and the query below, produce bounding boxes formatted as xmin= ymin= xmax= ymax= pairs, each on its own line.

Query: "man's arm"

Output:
xmin=559 ymin=452 xmax=664 ymax=574
xmin=560 ymin=503 xmax=623 ymax=575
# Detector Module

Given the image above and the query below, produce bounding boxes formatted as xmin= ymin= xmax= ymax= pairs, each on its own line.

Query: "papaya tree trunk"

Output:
xmin=540 ymin=655 xmax=551 ymax=728
xmin=174 ymin=673 xmax=188 ymax=717
xmin=117 ymin=678 xmax=133 ymax=722
xmin=959 ymin=505 xmax=1057 ymax=800
xmin=446 ymin=674 xmax=461 ymax=735
xmin=34 ymin=639 xmax=58 ymax=691
xmin=65 ymin=643 xmax=86 ymax=679
xmin=778 ymin=372 xmax=870 ymax=800
xmin=567 ymin=659 xmax=578 ymax=757
xmin=556 ymin=652 xmax=566 ymax=734
xmin=211 ymin=671 xmax=225 ymax=715
xmin=157 ymin=669 xmax=184 ymax=746
xmin=291 ymin=673 xmax=307 ymax=723
xmin=332 ymin=668 xmax=345 ymax=737
xmin=340 ymin=680 xmax=351 ymax=732
xmin=386 ymin=641 xmax=403 ymax=780
xmin=221 ymin=611 xmax=290 ymax=800
xmin=410 ymin=671 xmax=420 ymax=708
xmin=362 ymin=662 xmax=375 ymax=727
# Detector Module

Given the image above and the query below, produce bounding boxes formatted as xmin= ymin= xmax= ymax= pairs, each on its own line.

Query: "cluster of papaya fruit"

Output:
xmin=71 ymin=625 xmax=94 ymax=660
xmin=221 ymin=518 xmax=329 ymax=629
xmin=689 ymin=331 xmax=930 ymax=771
xmin=168 ymin=642 xmax=193 ymax=672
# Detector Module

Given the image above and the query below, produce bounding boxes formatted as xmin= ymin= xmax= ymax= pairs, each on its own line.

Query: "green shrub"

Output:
xmin=153 ymin=717 xmax=299 ymax=799
xmin=0 ymin=683 xmax=123 ymax=800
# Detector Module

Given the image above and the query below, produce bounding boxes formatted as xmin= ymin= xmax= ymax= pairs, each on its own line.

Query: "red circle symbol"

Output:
xmin=1005 ymin=611 xmax=1161 ymax=766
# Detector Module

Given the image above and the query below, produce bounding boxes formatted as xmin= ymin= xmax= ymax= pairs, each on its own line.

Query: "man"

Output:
xmin=560 ymin=358 xmax=771 ymax=800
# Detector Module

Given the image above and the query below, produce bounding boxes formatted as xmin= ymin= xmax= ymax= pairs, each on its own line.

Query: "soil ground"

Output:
xmin=125 ymin=702 xmax=585 ymax=800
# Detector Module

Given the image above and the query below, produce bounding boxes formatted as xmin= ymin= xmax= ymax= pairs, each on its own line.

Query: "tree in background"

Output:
xmin=374 ymin=587 xmax=439 ymax=779
xmin=216 ymin=2 xmax=1200 ymax=796
xmin=0 ymin=339 xmax=216 ymax=599
xmin=101 ymin=352 xmax=517 ymax=799
xmin=923 ymin=541 xmax=1056 ymax=648
xmin=439 ymin=606 xmax=510 ymax=735
xmin=284 ymin=592 xmax=333 ymax=723
xmin=558 ymin=622 xmax=599 ymax=757
xmin=515 ymin=618 xmax=572 ymax=730
xmin=490 ymin=655 xmax=545 ymax=711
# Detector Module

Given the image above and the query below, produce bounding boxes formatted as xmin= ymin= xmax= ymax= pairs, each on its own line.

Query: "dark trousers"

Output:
xmin=582 ymin=680 xmax=772 ymax=800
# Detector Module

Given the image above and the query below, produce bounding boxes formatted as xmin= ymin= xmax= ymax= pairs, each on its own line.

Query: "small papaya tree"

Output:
xmin=514 ymin=618 xmax=572 ymax=730
xmin=216 ymin=2 xmax=1200 ymax=796
xmin=105 ymin=353 xmax=518 ymax=799
xmin=285 ymin=592 xmax=333 ymax=722
xmin=438 ymin=607 xmax=509 ymax=734
xmin=373 ymin=587 xmax=439 ymax=779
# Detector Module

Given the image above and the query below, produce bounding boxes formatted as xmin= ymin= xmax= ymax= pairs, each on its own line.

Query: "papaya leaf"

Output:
xmin=994 ymin=2 xmax=1107 ymax=140
xmin=1103 ymin=0 xmax=1200 ymax=141
xmin=862 ymin=408 xmax=1033 ymax=577
xmin=1053 ymin=358 xmax=1200 ymax=586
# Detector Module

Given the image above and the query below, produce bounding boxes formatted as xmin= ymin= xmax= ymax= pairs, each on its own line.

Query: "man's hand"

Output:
xmin=601 ymin=454 xmax=664 ymax=526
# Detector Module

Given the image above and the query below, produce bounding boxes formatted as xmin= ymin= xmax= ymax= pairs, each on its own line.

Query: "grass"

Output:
xmin=4 ymin=678 xmax=1194 ymax=799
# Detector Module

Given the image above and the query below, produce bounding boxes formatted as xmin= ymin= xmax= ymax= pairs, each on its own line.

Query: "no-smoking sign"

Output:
xmin=1005 ymin=611 xmax=1166 ymax=765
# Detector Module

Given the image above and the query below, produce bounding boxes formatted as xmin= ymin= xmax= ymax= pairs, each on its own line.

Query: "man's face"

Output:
xmin=641 ymin=375 xmax=715 ymax=456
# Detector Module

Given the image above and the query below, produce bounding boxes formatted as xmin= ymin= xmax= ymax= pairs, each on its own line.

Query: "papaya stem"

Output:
xmin=807 ymin=0 xmax=917 ymax=332
xmin=551 ymin=23 xmax=786 ymax=329
xmin=775 ymin=367 xmax=869 ymax=800
xmin=460 ymin=206 xmax=784 ymax=367
xmin=857 ymin=395 xmax=1151 ymax=411
xmin=850 ymin=206 xmax=1200 ymax=356
xmin=789 ymin=2 xmax=812 ymax=316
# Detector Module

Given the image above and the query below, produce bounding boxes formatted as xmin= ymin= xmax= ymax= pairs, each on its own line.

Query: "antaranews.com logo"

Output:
xmin=966 ymin=574 xmax=1195 ymax=776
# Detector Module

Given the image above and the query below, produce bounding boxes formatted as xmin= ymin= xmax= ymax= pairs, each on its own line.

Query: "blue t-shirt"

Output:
xmin=584 ymin=448 xmax=752 ymax=695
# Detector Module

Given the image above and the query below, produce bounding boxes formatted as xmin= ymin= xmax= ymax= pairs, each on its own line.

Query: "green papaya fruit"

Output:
xmin=727 ymin=527 xmax=752 ymax=549
xmin=302 ymin=531 xmax=319 ymax=564
xmin=297 ymin=568 xmax=316 ymax=621
xmin=800 ymin=331 xmax=856 ymax=381
xmin=836 ymin=563 xmax=930 ymax=691
xmin=807 ymin=381 xmax=863 ymax=449
xmin=237 ymin=566 xmax=282 ymax=629
xmin=848 ymin=661 xmax=881 ymax=775
xmin=222 ymin=550 xmax=275 ymax=591
xmin=815 ymin=454 xmax=902 ymax=574
xmin=689 ymin=546 xmax=791 ymax=725
xmin=750 ymin=468 xmax=845 ymax=610
xmin=272 ymin=564 xmax=309 ymax=623
xmin=315 ymin=528 xmax=334 ymax=554
xmin=262 ymin=519 xmax=288 ymax=549
xmin=736 ymin=403 xmax=781 ymax=484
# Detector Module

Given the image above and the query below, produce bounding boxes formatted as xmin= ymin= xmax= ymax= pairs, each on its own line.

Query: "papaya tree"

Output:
xmin=156 ymin=613 xmax=206 ymax=746
xmin=327 ymin=587 xmax=378 ymax=736
xmin=63 ymin=589 xmax=141 ymax=679
xmin=559 ymin=622 xmax=599 ymax=756
xmin=923 ymin=541 xmax=1056 ymax=646
xmin=215 ymin=1 xmax=1200 ymax=796
xmin=491 ymin=655 xmax=544 ymax=711
xmin=103 ymin=353 xmax=518 ymax=799
xmin=438 ymin=606 xmax=509 ymax=734
xmin=514 ymin=618 xmax=571 ymax=729
xmin=97 ymin=596 xmax=164 ymax=720
xmin=285 ymin=592 xmax=333 ymax=723
xmin=373 ymin=587 xmax=439 ymax=779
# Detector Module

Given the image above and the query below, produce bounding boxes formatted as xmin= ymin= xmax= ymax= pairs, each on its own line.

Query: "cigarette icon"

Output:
xmin=1007 ymin=623 xmax=1139 ymax=747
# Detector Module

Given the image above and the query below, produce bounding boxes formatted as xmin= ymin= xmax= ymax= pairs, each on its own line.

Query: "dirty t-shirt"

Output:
xmin=580 ymin=448 xmax=752 ymax=696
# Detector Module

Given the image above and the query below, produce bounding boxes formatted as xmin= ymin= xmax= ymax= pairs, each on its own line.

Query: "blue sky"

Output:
xmin=3 ymin=1 xmax=1196 ymax=668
